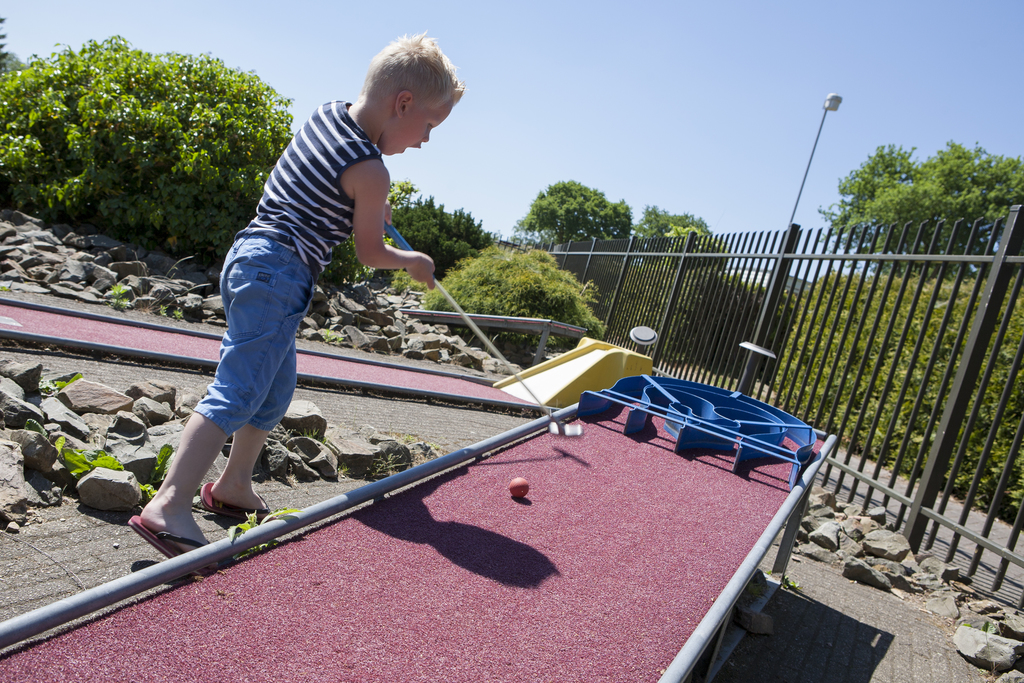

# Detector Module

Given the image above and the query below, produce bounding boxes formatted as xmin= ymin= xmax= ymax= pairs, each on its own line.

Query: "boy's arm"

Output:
xmin=341 ymin=159 xmax=435 ymax=288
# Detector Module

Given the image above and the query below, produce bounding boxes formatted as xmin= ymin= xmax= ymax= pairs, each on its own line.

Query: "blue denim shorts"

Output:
xmin=194 ymin=233 xmax=314 ymax=435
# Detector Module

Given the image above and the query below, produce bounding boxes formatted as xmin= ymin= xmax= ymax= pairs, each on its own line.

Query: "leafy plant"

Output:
xmin=23 ymin=419 xmax=47 ymax=435
xmin=422 ymin=246 xmax=605 ymax=346
xmin=55 ymin=436 xmax=124 ymax=479
xmin=227 ymin=508 xmax=300 ymax=559
xmin=320 ymin=329 xmax=345 ymax=345
xmin=139 ymin=444 xmax=175 ymax=504
xmin=39 ymin=372 xmax=82 ymax=397
xmin=0 ymin=37 xmax=293 ymax=262
xmin=106 ymin=284 xmax=132 ymax=311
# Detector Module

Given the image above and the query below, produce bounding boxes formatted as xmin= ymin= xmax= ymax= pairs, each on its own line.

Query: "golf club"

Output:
xmin=384 ymin=223 xmax=583 ymax=437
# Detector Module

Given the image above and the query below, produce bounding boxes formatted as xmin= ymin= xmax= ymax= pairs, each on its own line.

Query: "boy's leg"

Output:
xmin=210 ymin=423 xmax=272 ymax=510
xmin=139 ymin=412 xmax=228 ymax=547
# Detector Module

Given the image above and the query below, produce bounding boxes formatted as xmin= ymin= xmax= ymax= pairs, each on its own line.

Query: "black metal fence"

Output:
xmin=546 ymin=205 xmax=1024 ymax=606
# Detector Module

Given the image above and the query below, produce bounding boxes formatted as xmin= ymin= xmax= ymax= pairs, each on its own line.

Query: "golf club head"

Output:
xmin=549 ymin=420 xmax=584 ymax=437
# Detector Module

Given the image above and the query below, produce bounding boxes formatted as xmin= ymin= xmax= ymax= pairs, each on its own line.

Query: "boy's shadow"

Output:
xmin=355 ymin=470 xmax=559 ymax=589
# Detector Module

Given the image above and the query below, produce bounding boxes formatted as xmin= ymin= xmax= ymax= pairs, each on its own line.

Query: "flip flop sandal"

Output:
xmin=198 ymin=482 xmax=271 ymax=521
xmin=128 ymin=515 xmax=208 ymax=559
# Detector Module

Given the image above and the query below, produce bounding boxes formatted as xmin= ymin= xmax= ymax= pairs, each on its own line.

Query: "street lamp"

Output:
xmin=786 ymin=93 xmax=842 ymax=230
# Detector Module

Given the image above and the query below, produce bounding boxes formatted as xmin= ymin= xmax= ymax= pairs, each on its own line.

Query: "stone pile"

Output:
xmin=0 ymin=208 xmax=540 ymax=372
xmin=797 ymin=485 xmax=1024 ymax=676
xmin=0 ymin=359 xmax=440 ymax=529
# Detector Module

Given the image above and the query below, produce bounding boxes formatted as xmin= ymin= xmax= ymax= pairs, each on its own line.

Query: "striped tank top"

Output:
xmin=246 ymin=101 xmax=381 ymax=272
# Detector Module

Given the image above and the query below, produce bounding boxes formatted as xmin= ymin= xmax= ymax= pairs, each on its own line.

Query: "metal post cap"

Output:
xmin=630 ymin=326 xmax=658 ymax=347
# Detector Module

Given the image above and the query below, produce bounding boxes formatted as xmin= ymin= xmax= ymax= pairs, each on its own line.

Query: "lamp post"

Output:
xmin=786 ymin=93 xmax=842 ymax=229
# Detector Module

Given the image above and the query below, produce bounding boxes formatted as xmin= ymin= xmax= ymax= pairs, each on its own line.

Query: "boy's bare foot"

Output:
xmin=208 ymin=480 xmax=268 ymax=514
xmin=139 ymin=497 xmax=209 ymax=554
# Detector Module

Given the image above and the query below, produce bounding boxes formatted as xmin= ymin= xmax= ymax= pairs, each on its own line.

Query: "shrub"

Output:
xmin=0 ymin=37 xmax=293 ymax=261
xmin=422 ymin=247 xmax=605 ymax=346
xmin=391 ymin=196 xmax=492 ymax=280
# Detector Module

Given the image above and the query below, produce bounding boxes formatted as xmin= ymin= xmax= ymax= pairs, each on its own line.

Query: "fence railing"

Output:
xmin=546 ymin=205 xmax=1024 ymax=606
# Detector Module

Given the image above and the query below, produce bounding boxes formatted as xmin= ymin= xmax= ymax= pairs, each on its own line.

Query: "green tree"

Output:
xmin=391 ymin=195 xmax=492 ymax=279
xmin=822 ymin=142 xmax=1024 ymax=252
xmin=0 ymin=37 xmax=292 ymax=261
xmin=634 ymin=205 xmax=710 ymax=238
xmin=0 ymin=17 xmax=25 ymax=74
xmin=513 ymin=180 xmax=632 ymax=245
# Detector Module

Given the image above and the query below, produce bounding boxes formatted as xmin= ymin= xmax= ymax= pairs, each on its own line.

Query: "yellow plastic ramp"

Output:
xmin=494 ymin=338 xmax=653 ymax=409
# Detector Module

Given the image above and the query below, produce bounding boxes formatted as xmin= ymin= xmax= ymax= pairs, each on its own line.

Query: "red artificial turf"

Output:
xmin=0 ymin=301 xmax=524 ymax=405
xmin=0 ymin=407 xmax=794 ymax=683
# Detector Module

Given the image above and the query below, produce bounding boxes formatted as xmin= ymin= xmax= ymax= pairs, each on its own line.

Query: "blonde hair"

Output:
xmin=361 ymin=33 xmax=465 ymax=109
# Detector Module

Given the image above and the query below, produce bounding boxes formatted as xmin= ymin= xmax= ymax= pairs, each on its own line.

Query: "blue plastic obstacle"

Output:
xmin=578 ymin=376 xmax=816 ymax=490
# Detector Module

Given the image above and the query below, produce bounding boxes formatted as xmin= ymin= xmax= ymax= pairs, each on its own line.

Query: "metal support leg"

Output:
xmin=772 ymin=484 xmax=812 ymax=576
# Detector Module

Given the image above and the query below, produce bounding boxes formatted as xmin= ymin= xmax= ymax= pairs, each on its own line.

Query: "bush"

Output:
xmin=0 ymin=37 xmax=293 ymax=261
xmin=422 ymin=247 xmax=605 ymax=346
xmin=391 ymin=196 xmax=492 ymax=280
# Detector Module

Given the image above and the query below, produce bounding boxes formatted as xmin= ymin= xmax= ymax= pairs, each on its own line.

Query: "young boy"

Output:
xmin=129 ymin=33 xmax=465 ymax=556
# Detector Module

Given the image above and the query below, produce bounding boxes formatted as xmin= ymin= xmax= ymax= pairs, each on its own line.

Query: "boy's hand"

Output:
xmin=405 ymin=252 xmax=436 ymax=289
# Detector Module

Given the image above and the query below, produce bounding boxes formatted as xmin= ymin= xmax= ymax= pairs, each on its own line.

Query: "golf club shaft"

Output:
xmin=383 ymin=223 xmax=554 ymax=418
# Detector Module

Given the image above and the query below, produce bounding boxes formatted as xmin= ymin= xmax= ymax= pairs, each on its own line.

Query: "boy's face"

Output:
xmin=379 ymin=93 xmax=453 ymax=156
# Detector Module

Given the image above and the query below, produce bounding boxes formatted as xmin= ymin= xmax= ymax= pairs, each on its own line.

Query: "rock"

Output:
xmin=76 ymin=467 xmax=141 ymax=511
xmin=201 ymin=296 xmax=224 ymax=318
xmin=57 ymin=380 xmax=134 ymax=415
xmin=372 ymin=439 xmax=413 ymax=470
xmin=842 ymin=557 xmax=892 ymax=591
xmin=809 ymin=521 xmax=841 ymax=551
xmin=840 ymin=516 xmax=875 ymax=542
xmin=328 ymin=437 xmax=377 ymax=478
xmin=286 ymin=436 xmax=327 ymax=461
xmin=40 ymin=397 xmax=90 ymax=440
xmin=797 ymin=543 xmax=837 ymax=563
xmin=261 ymin=442 xmax=290 ymax=478
xmin=926 ymin=595 xmax=960 ymax=619
xmin=862 ymin=529 xmax=912 ymax=562
xmin=408 ymin=442 xmax=438 ymax=463
xmin=912 ymin=572 xmax=945 ymax=591
xmin=24 ymin=469 xmax=62 ymax=507
xmin=308 ymin=450 xmax=339 ymax=479
xmin=124 ymin=380 xmax=176 ymax=408
xmin=808 ymin=485 xmax=836 ymax=510
xmin=343 ymin=325 xmax=371 ymax=349
xmin=0 ymin=439 xmax=28 ymax=523
xmin=918 ymin=556 xmax=960 ymax=583
xmin=866 ymin=506 xmax=888 ymax=526
xmin=866 ymin=557 xmax=906 ymax=576
xmin=4 ymin=521 xmax=19 ymax=533
xmin=0 ymin=389 xmax=45 ymax=428
xmin=838 ymin=534 xmax=864 ymax=558
xmin=0 ymin=359 xmax=42 ymax=393
xmin=279 ymin=400 xmax=328 ymax=439
xmin=967 ymin=599 xmax=1003 ymax=615
xmin=132 ymin=396 xmax=174 ymax=426
xmin=952 ymin=623 xmax=1024 ymax=672
xmin=287 ymin=452 xmax=320 ymax=480
xmin=996 ymin=671 xmax=1024 ymax=683
xmin=959 ymin=613 xmax=1000 ymax=633
xmin=8 ymin=429 xmax=58 ymax=473
xmin=1001 ymin=613 xmax=1024 ymax=641
xmin=109 ymin=261 xmax=149 ymax=279
xmin=734 ymin=605 xmax=774 ymax=635
xmin=0 ymin=377 xmax=24 ymax=401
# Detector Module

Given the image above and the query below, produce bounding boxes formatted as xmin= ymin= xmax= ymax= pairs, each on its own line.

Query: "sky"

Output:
xmin=4 ymin=1 xmax=1023 ymax=240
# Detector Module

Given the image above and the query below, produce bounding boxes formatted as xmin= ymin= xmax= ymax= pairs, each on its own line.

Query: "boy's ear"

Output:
xmin=395 ymin=90 xmax=414 ymax=117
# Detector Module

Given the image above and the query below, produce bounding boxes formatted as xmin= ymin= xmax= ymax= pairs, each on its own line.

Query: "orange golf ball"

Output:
xmin=509 ymin=477 xmax=530 ymax=498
